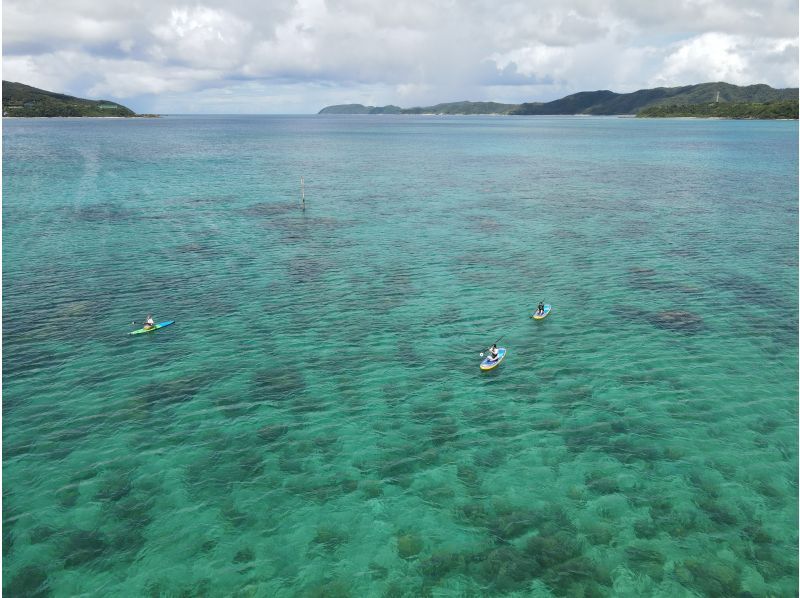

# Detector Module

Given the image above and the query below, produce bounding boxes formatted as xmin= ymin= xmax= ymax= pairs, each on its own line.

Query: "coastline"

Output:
xmin=2 ymin=114 xmax=160 ymax=119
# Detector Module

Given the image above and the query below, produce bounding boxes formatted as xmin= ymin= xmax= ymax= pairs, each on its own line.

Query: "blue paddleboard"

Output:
xmin=532 ymin=305 xmax=552 ymax=320
xmin=480 ymin=348 xmax=507 ymax=371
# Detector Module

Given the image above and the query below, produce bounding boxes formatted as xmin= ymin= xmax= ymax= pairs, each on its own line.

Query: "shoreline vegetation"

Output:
xmin=319 ymin=82 xmax=798 ymax=119
xmin=2 ymin=81 xmax=155 ymax=118
xmin=636 ymin=100 xmax=798 ymax=119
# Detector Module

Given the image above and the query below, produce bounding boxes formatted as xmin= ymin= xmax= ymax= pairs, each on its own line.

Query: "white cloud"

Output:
xmin=2 ymin=0 xmax=797 ymax=112
xmin=3 ymin=50 xmax=225 ymax=99
xmin=653 ymin=32 xmax=799 ymax=88
xmin=151 ymin=7 xmax=253 ymax=69
xmin=2 ymin=3 xmax=134 ymax=47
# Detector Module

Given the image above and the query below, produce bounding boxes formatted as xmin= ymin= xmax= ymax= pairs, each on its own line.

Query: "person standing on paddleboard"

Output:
xmin=143 ymin=314 xmax=155 ymax=330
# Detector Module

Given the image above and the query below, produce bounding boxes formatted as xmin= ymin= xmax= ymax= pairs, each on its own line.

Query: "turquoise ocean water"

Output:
xmin=3 ymin=115 xmax=798 ymax=596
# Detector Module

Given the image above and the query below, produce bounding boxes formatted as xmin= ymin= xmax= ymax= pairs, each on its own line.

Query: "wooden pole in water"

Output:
xmin=301 ymin=177 xmax=305 ymax=211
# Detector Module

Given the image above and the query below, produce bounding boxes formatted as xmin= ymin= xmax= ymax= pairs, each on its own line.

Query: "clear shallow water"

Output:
xmin=3 ymin=115 xmax=797 ymax=597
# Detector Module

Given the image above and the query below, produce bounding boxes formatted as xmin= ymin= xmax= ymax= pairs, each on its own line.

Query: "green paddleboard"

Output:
xmin=130 ymin=320 xmax=175 ymax=335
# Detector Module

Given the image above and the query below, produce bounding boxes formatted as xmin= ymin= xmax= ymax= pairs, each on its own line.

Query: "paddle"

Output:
xmin=479 ymin=336 xmax=504 ymax=358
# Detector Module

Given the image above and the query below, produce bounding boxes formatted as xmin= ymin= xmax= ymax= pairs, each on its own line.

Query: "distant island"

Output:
xmin=2 ymin=81 xmax=151 ymax=117
xmin=320 ymin=101 xmax=519 ymax=115
xmin=319 ymin=82 xmax=798 ymax=119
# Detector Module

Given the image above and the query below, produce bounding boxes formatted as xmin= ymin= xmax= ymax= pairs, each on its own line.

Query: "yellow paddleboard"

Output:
xmin=532 ymin=305 xmax=552 ymax=320
xmin=480 ymin=348 xmax=507 ymax=371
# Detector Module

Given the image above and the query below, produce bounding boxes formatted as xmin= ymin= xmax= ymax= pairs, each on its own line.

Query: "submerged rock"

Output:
xmin=489 ymin=508 xmax=540 ymax=541
xmin=111 ymin=528 xmax=146 ymax=555
xmin=368 ymin=562 xmax=388 ymax=580
xmin=419 ymin=551 xmax=466 ymax=582
xmin=95 ymin=475 xmax=132 ymax=502
xmin=532 ymin=418 xmax=562 ymax=432
xmin=396 ymin=533 xmax=423 ymax=559
xmin=457 ymin=503 xmax=489 ymax=527
xmin=625 ymin=543 xmax=666 ymax=581
xmin=567 ymin=485 xmax=587 ymax=501
xmin=429 ymin=419 xmax=459 ymax=446
xmin=313 ymin=526 xmax=348 ymax=551
xmin=544 ymin=556 xmax=612 ymax=596
xmin=29 ymin=525 xmax=57 ymax=544
xmin=474 ymin=448 xmax=507 ymax=469
xmin=695 ymin=496 xmax=738 ymax=527
xmin=418 ymin=484 xmax=455 ymax=506
xmin=304 ymin=579 xmax=351 ymax=598
xmin=220 ymin=500 xmax=251 ymax=528
xmin=233 ymin=547 xmax=255 ymax=563
xmin=525 ymin=532 xmax=582 ymax=570
xmin=753 ymin=546 xmax=796 ymax=582
xmin=257 ymin=424 xmax=288 ymax=444
xmin=584 ymin=521 xmax=614 ymax=545
xmin=361 ymin=479 xmax=383 ymax=499
xmin=251 ymin=367 xmax=306 ymax=400
xmin=742 ymin=523 xmax=772 ymax=545
xmin=633 ymin=518 xmax=658 ymax=539
xmin=585 ymin=473 xmax=620 ymax=495
xmin=649 ymin=310 xmax=704 ymax=333
xmin=4 ymin=565 xmax=50 ymax=597
xmin=474 ymin=545 xmax=537 ymax=591
xmin=680 ymin=558 xmax=741 ymax=596
xmin=339 ymin=478 xmax=359 ymax=494
xmin=136 ymin=370 xmax=218 ymax=407
xmin=383 ymin=578 xmax=428 ymax=598
xmin=62 ymin=530 xmax=109 ymax=568
xmin=456 ymin=465 xmax=480 ymax=488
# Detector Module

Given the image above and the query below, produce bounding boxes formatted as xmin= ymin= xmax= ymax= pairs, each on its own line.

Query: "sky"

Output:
xmin=2 ymin=0 xmax=798 ymax=113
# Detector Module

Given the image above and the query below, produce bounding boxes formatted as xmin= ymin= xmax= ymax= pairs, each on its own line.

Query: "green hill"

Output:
xmin=512 ymin=82 xmax=797 ymax=115
xmin=400 ymin=101 xmax=517 ymax=115
xmin=319 ymin=83 xmax=798 ymax=117
xmin=318 ymin=104 xmax=403 ymax=114
xmin=319 ymin=104 xmax=372 ymax=114
xmin=3 ymin=81 xmax=138 ymax=117
xmin=637 ymin=100 xmax=799 ymax=119
xmin=319 ymin=101 xmax=516 ymax=115
xmin=512 ymin=90 xmax=616 ymax=115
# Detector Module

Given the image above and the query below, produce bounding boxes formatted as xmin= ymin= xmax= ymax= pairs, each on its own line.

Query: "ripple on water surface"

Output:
xmin=3 ymin=115 xmax=798 ymax=596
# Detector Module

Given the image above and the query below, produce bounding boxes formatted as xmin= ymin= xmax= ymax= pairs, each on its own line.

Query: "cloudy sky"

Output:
xmin=3 ymin=0 xmax=797 ymax=113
